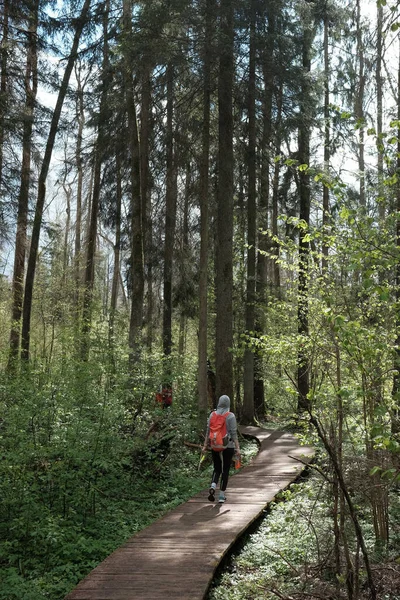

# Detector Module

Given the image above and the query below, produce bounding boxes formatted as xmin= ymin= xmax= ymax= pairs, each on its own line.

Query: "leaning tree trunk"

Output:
xmin=8 ymin=1 xmax=38 ymax=368
xmin=21 ymin=0 xmax=92 ymax=361
xmin=215 ymin=0 xmax=234 ymax=401
xmin=242 ymin=0 xmax=257 ymax=425
xmin=309 ymin=412 xmax=377 ymax=600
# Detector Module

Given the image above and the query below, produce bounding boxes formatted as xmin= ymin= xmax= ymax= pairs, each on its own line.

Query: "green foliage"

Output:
xmin=0 ymin=347 xmax=258 ymax=600
xmin=0 ymin=350 xmax=202 ymax=599
xmin=209 ymin=476 xmax=332 ymax=600
xmin=209 ymin=475 xmax=400 ymax=600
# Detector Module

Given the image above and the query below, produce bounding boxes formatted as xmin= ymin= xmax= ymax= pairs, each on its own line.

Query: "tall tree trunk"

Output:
xmin=254 ymin=4 xmax=275 ymax=416
xmin=8 ymin=1 xmax=38 ymax=368
xmin=124 ymin=0 xmax=144 ymax=360
xmin=162 ymin=63 xmax=177 ymax=361
xmin=21 ymin=0 xmax=92 ymax=361
xmin=297 ymin=16 xmax=312 ymax=412
xmin=215 ymin=0 xmax=234 ymax=400
xmin=271 ymin=84 xmax=283 ymax=295
xmin=242 ymin=0 xmax=257 ymax=425
xmin=322 ymin=11 xmax=330 ymax=272
xmin=355 ymin=0 xmax=365 ymax=208
xmin=74 ymin=61 xmax=87 ymax=308
xmin=178 ymin=164 xmax=191 ymax=357
xmin=140 ymin=64 xmax=153 ymax=350
xmin=257 ymin=2 xmax=275 ymax=304
xmin=81 ymin=0 xmax=110 ymax=360
xmin=0 ymin=0 xmax=10 ymax=188
xmin=62 ymin=180 xmax=72 ymax=285
xmin=109 ymin=150 xmax=122 ymax=348
xmin=198 ymin=0 xmax=214 ymax=430
xmin=393 ymin=40 xmax=400 ymax=435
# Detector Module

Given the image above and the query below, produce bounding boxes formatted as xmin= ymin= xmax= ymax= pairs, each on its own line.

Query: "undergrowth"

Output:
xmin=208 ymin=472 xmax=400 ymax=600
xmin=0 ymin=366 xmax=258 ymax=600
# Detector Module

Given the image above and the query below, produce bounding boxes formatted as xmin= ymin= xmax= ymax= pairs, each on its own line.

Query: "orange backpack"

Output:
xmin=209 ymin=411 xmax=231 ymax=451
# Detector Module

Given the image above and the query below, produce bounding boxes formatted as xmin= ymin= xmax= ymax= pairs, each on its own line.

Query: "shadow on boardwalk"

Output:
xmin=65 ymin=426 xmax=314 ymax=600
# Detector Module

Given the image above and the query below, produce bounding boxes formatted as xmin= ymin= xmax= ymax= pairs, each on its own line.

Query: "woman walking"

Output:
xmin=202 ymin=395 xmax=241 ymax=503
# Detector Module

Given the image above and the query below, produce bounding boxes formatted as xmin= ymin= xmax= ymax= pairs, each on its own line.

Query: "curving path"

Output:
xmin=65 ymin=427 xmax=314 ymax=600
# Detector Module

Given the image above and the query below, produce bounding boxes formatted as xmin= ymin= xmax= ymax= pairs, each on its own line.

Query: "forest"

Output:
xmin=1 ymin=0 xmax=400 ymax=598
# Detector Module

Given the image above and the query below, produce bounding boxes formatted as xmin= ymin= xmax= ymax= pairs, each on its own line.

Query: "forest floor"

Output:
xmin=207 ymin=456 xmax=400 ymax=600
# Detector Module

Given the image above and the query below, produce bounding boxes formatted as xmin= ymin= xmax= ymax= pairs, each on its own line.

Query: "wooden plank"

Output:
xmin=65 ymin=427 xmax=314 ymax=600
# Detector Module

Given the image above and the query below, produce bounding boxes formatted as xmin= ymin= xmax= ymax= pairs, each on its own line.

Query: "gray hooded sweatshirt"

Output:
xmin=205 ymin=395 xmax=238 ymax=449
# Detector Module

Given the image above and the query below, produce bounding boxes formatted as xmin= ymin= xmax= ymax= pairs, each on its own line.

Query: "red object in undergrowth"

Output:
xmin=156 ymin=387 xmax=173 ymax=407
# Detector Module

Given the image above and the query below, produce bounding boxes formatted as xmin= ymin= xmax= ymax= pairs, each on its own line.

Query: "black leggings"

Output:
xmin=211 ymin=447 xmax=235 ymax=491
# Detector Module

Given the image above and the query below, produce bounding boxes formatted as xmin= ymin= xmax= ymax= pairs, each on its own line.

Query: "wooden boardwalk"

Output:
xmin=65 ymin=427 xmax=314 ymax=600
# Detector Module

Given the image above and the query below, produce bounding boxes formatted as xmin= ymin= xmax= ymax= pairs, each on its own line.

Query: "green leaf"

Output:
xmin=369 ymin=466 xmax=382 ymax=476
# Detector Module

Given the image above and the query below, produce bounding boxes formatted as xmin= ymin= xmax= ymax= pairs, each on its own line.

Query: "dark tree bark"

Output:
xmin=81 ymin=0 xmax=110 ymax=360
xmin=21 ymin=0 xmax=92 ymax=361
xmin=322 ymin=11 xmax=330 ymax=272
xmin=355 ymin=0 xmax=365 ymax=207
xmin=0 ymin=0 xmax=10 ymax=188
xmin=392 ymin=38 xmax=400 ymax=436
xmin=215 ymin=0 xmax=234 ymax=400
xmin=178 ymin=163 xmax=191 ymax=356
xmin=198 ymin=0 xmax=214 ymax=431
xmin=162 ymin=63 xmax=177 ymax=359
xmin=109 ymin=150 xmax=122 ymax=344
xmin=377 ymin=1 xmax=384 ymax=222
xmin=297 ymin=17 xmax=312 ymax=412
xmin=254 ymin=3 xmax=276 ymax=416
xmin=62 ymin=179 xmax=72 ymax=285
xmin=271 ymin=84 xmax=282 ymax=295
xmin=73 ymin=60 xmax=87 ymax=308
xmin=124 ymin=0 xmax=144 ymax=360
xmin=140 ymin=64 xmax=154 ymax=350
xmin=242 ymin=0 xmax=257 ymax=425
xmin=8 ymin=0 xmax=38 ymax=367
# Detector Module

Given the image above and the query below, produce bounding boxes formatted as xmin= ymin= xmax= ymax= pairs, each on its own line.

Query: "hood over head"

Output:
xmin=217 ymin=395 xmax=231 ymax=412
